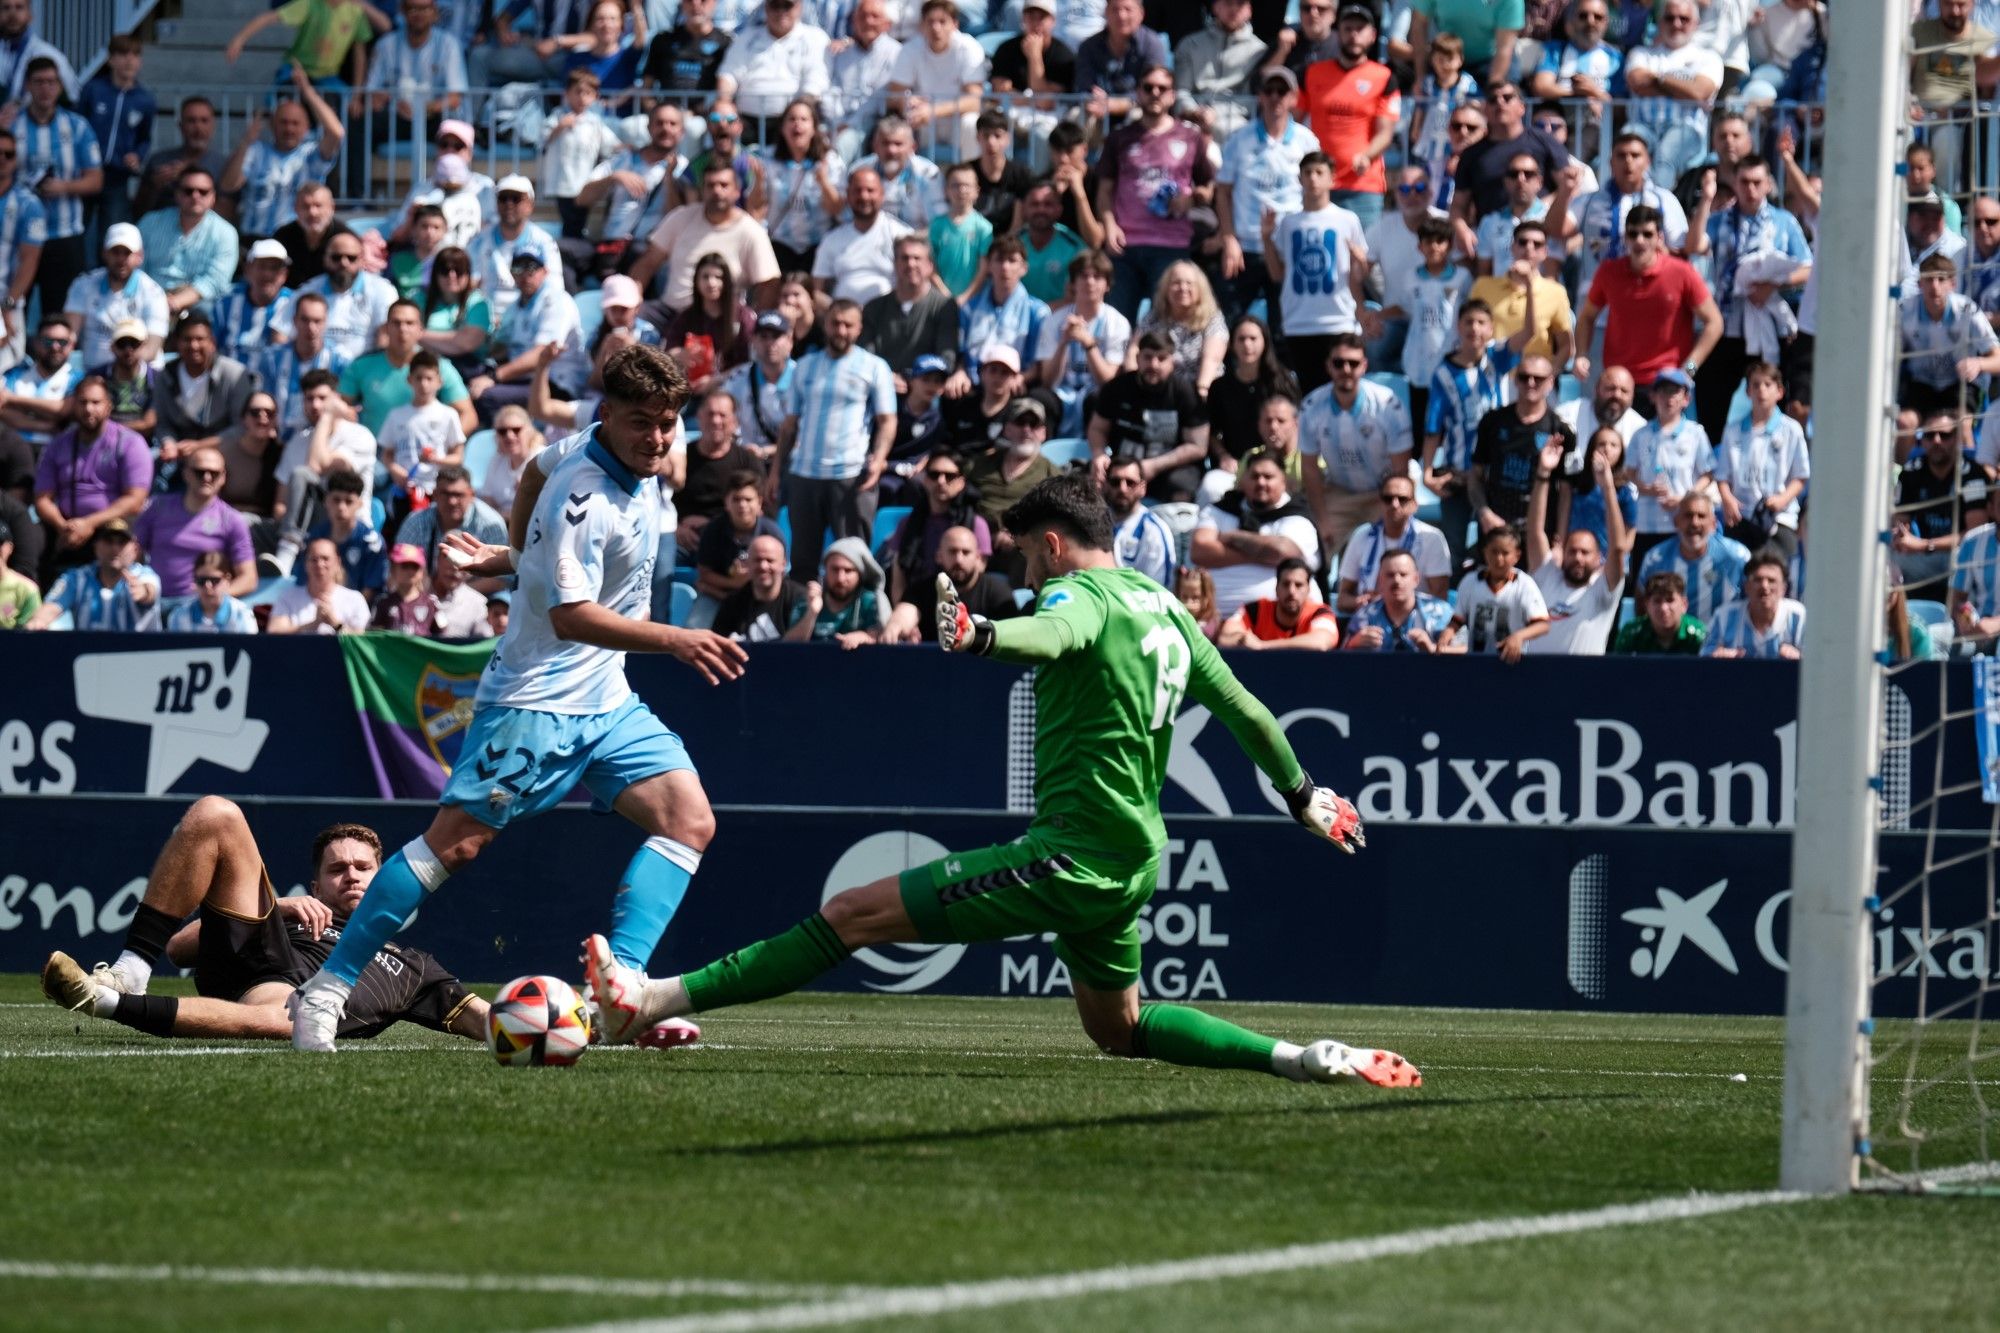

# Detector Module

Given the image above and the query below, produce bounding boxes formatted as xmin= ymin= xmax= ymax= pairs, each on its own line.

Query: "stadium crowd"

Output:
xmin=0 ymin=0 xmax=1988 ymax=661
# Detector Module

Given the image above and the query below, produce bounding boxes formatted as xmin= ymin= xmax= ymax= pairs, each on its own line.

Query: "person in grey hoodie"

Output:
xmin=803 ymin=535 xmax=887 ymax=646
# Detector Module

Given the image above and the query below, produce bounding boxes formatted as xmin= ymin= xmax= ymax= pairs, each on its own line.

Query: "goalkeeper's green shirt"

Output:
xmin=987 ymin=565 xmax=1307 ymax=864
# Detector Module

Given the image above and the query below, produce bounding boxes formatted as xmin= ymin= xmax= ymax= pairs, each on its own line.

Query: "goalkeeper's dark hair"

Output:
xmin=1001 ymin=472 xmax=1114 ymax=552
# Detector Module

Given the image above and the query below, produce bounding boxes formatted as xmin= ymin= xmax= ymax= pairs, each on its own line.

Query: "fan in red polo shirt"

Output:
xmin=1574 ymin=203 xmax=1722 ymax=393
xmin=1301 ymin=2 xmax=1401 ymax=228
xmin=1217 ymin=557 xmax=1340 ymax=649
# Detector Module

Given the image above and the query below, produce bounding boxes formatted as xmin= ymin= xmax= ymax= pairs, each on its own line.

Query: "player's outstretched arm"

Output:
xmin=1185 ymin=628 xmax=1364 ymax=852
xmin=936 ymin=573 xmax=1098 ymax=663
xmin=548 ymin=601 xmax=748 ymax=684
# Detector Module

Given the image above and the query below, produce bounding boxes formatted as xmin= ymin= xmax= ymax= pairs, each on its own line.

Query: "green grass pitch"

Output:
xmin=1 ymin=975 xmax=1996 ymax=1331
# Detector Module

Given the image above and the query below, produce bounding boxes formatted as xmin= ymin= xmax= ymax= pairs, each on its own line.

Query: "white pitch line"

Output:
xmin=0 ymin=1259 xmax=870 ymax=1302
xmin=537 ymin=1190 xmax=1808 ymax=1333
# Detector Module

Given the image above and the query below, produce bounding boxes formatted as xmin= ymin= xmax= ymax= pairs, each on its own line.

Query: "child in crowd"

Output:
xmin=1409 ymin=33 xmax=1479 ymax=176
xmin=542 ymin=69 xmax=625 ymax=239
xmin=378 ymin=351 xmax=467 ymax=512
xmin=1401 ymin=216 xmax=1472 ymax=434
xmin=1451 ymin=524 xmax=1549 ymax=659
xmin=80 ymin=34 xmax=154 ymax=237
xmin=931 ymin=162 xmax=994 ymax=298
xmin=1423 ymin=300 xmax=1520 ymax=568
xmin=164 ymin=551 xmax=258 ymax=633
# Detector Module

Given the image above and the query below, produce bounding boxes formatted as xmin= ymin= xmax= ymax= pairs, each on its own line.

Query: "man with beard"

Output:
xmin=882 ymin=521 xmax=1019 ymax=643
xmin=1523 ymin=435 xmax=1627 ymax=654
xmin=1088 ymin=330 xmax=1208 ymax=503
xmin=1219 ymin=555 xmax=1339 ymax=649
xmin=1191 ymin=450 xmax=1320 ymax=619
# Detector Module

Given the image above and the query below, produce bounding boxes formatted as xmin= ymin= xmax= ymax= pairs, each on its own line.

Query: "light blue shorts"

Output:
xmin=440 ymin=695 xmax=695 ymax=829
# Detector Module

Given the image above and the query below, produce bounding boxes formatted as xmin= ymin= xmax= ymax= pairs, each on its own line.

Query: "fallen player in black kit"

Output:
xmin=41 ymin=797 xmax=487 ymax=1042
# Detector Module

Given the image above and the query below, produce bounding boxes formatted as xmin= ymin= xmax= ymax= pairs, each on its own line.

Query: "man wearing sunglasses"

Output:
xmin=1300 ymin=1 xmax=1398 ymax=229
xmin=61 ymin=221 xmax=168 ymax=367
xmin=1096 ymin=62 xmax=1213 ymax=321
xmin=1214 ymin=66 xmax=1315 ymax=333
xmin=1 ymin=311 xmax=80 ymax=452
xmin=1574 ymin=204 xmax=1721 ymax=402
xmin=131 ymin=442 xmax=258 ymax=600
xmin=1447 ymin=79 xmax=1567 ymax=237
xmin=1467 ymin=353 xmax=1573 ymax=532
xmin=136 ymin=167 xmax=237 ymax=319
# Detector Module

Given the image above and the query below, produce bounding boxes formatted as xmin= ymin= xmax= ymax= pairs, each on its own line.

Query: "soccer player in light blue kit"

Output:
xmin=291 ymin=345 xmax=748 ymax=1051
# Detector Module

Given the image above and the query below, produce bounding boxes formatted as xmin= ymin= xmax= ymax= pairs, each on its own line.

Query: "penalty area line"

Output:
xmin=538 ymin=1190 xmax=1809 ymax=1333
xmin=0 ymin=1259 xmax=873 ymax=1302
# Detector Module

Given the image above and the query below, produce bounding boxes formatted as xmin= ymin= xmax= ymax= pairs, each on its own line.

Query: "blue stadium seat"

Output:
xmin=1041 ymin=437 xmax=1092 ymax=467
xmin=1013 ymin=586 xmax=1035 ymax=608
xmin=1909 ymin=599 xmax=1953 ymax=660
xmin=1366 ymin=371 xmax=1411 ymax=417
xmin=872 ymin=505 xmax=911 ymax=553
xmin=1557 ymin=373 xmax=1583 ymax=405
xmin=462 ymin=429 xmax=498 ymax=489
xmin=370 ymin=495 xmax=386 ymax=530
xmin=978 ymin=29 xmax=1009 ymax=55
xmin=573 ymin=289 xmax=604 ymax=348
xmin=1618 ymin=596 xmax=1635 ymax=632
xmin=669 ymin=582 xmax=696 ymax=627
xmin=246 ymin=576 xmax=292 ymax=606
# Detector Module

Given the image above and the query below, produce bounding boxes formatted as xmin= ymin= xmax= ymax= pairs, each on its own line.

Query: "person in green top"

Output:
xmin=585 ymin=473 xmax=1420 ymax=1090
xmin=226 ymin=0 xmax=392 ymax=85
xmin=339 ymin=299 xmax=477 ymax=436
xmin=929 ymin=163 xmax=995 ymax=297
xmin=1612 ymin=571 xmax=1706 ymax=656
xmin=0 ymin=518 xmax=41 ymax=629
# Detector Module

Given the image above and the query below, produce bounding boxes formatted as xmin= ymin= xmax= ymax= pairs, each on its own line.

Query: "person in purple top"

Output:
xmin=32 ymin=374 xmax=153 ymax=583
xmin=132 ymin=443 xmax=258 ymax=599
xmin=1096 ymin=64 xmax=1217 ymax=321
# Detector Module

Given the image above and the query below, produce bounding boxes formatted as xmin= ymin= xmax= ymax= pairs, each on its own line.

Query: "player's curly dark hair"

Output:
xmin=1001 ymin=473 xmax=1113 ymax=552
xmin=311 ymin=823 xmax=383 ymax=875
xmin=602 ymin=343 xmax=692 ymax=415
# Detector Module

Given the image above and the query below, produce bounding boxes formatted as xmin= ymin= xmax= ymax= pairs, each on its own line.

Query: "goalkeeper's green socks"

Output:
xmin=675 ymin=914 xmax=852 ymax=1014
xmin=1130 ymin=1003 xmax=1286 ymax=1074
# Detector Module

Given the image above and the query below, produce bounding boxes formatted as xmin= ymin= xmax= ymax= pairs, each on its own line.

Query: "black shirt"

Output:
xmin=990 ymin=34 xmax=1078 ymax=101
xmin=1093 ymin=370 xmax=1205 ymax=462
xmin=1041 ymin=167 xmax=1102 ymax=239
xmin=973 ymin=156 xmax=1036 ymax=236
xmin=696 ymin=514 xmax=782 ymax=575
xmin=272 ymin=219 xmax=355 ymax=285
xmin=1896 ymin=457 xmax=1979 ymax=544
xmin=680 ymin=441 xmax=764 ymax=523
xmin=291 ymin=923 xmax=472 ymax=1040
xmin=941 ymin=393 xmax=1004 ymax=452
xmin=1471 ymin=406 xmax=1574 ymax=527
xmin=908 ymin=570 xmax=1021 ymax=642
xmin=1206 ymin=371 xmax=1294 ymax=462
xmin=894 ymin=399 xmax=948 ymax=463
xmin=860 ymin=290 xmax=961 ymax=380
xmin=1453 ymin=129 xmax=1570 ymax=219
xmin=0 ymin=422 xmax=32 ymax=499
xmin=713 ymin=577 xmax=808 ymax=640
xmin=642 ymin=25 xmax=731 ymax=96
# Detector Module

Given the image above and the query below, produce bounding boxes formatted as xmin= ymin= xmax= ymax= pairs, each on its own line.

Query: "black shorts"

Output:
xmin=193 ymin=868 xmax=310 ymax=1001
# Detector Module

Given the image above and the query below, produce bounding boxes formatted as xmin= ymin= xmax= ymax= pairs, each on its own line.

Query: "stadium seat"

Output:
xmin=462 ymin=429 xmax=498 ymax=489
xmin=1041 ymin=437 xmax=1092 ymax=467
xmin=669 ymin=581 xmax=696 ymax=627
xmin=872 ymin=505 xmax=911 ymax=553
xmin=370 ymin=495 xmax=386 ymax=530
xmin=978 ymin=29 xmax=1009 ymax=55
xmin=1557 ymin=373 xmax=1583 ymax=404
xmin=246 ymin=576 xmax=292 ymax=606
xmin=573 ymin=289 xmax=604 ymax=348
xmin=1013 ymin=586 xmax=1035 ymax=608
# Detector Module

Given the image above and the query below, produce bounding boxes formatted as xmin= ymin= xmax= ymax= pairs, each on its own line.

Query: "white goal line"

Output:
xmin=536 ymin=1190 xmax=1811 ymax=1333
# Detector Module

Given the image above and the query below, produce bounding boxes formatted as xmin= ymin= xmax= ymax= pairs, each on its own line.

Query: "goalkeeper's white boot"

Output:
xmin=289 ymin=973 xmax=349 ymax=1052
xmin=1293 ymin=1040 xmax=1422 ymax=1089
xmin=583 ymin=934 xmax=657 ymax=1046
xmin=41 ymin=951 xmax=108 ymax=1015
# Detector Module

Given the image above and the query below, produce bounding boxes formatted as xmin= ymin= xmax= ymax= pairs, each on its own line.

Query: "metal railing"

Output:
xmin=40 ymin=0 xmax=161 ymax=82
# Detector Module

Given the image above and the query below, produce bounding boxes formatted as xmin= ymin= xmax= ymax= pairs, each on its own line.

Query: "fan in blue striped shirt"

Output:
xmin=1636 ymin=491 xmax=1750 ymax=624
xmin=1422 ymin=309 xmax=1520 ymax=480
xmin=165 ymin=554 xmax=259 ymax=633
xmin=220 ymin=81 xmax=344 ymax=239
xmin=1701 ymin=552 xmax=1805 ymax=659
xmin=1950 ymin=494 xmax=2000 ymax=643
xmin=774 ymin=300 xmax=897 ymax=576
xmin=212 ymin=253 xmax=298 ymax=365
xmin=25 ymin=524 xmax=161 ymax=632
xmin=17 ymin=63 xmax=100 ymax=243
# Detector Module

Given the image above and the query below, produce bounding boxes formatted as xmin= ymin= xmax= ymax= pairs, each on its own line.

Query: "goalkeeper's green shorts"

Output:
xmin=898 ymin=833 xmax=1158 ymax=991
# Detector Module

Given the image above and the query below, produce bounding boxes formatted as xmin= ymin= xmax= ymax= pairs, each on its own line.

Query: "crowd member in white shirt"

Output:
xmin=885 ymin=0 xmax=986 ymax=162
xmin=272 ymin=369 xmax=379 ymax=570
xmin=1621 ymin=0 xmax=1725 ymax=187
xmin=1554 ymin=364 xmax=1642 ymax=477
xmin=1335 ymin=471 xmax=1450 ymax=614
xmin=1361 ymin=164 xmax=1450 ymax=374
xmin=1713 ymin=357 xmax=1809 ymax=566
xmin=264 ymin=537 xmax=372 ymax=634
xmin=1212 ymin=66 xmax=1316 ymax=334
xmin=540 ymin=70 xmax=627 ymax=241
xmin=812 ymin=167 xmax=913 ymax=305
xmin=822 ymin=0 xmax=902 ymax=163
xmin=1034 ymin=249 xmax=1129 ymax=437
xmin=1299 ymin=333 xmax=1413 ymax=557
xmin=1620 ymin=365 xmax=1710 ymax=573
xmin=850 ymin=115 xmax=943 ymax=231
xmin=714 ymin=0 xmax=832 ymax=142
xmin=1189 ymin=450 xmax=1321 ymax=619
xmin=1523 ymin=435 xmax=1626 ymax=655
xmin=1262 ymin=152 xmax=1369 ymax=396
xmin=378 ymin=350 xmax=468 ymax=505
xmin=1702 ymin=551 xmax=1806 ymax=658
xmin=1450 ymin=523 xmax=1549 ymax=660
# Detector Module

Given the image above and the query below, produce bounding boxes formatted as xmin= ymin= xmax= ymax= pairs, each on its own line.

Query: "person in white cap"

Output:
xmin=136 ymin=165 xmax=240 ymax=316
xmin=388 ymin=120 xmax=495 ymax=247
xmin=220 ymin=66 xmax=345 ymax=242
xmin=468 ymin=174 xmax=564 ymax=323
xmin=63 ymin=222 xmax=169 ymax=366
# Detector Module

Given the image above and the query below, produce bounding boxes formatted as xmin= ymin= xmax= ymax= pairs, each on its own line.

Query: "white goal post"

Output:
xmin=1778 ymin=0 xmax=1906 ymax=1195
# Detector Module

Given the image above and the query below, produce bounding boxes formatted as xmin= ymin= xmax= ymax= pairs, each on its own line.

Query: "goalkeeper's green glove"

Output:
xmin=936 ymin=572 xmax=995 ymax=654
xmin=1282 ymin=772 xmax=1365 ymax=854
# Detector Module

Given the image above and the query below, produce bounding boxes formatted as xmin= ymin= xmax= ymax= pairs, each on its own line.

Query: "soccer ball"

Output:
xmin=489 ymin=975 xmax=592 ymax=1067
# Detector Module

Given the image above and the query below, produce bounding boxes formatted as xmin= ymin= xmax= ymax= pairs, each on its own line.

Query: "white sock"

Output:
xmin=1270 ymin=1040 xmax=1306 ymax=1081
xmin=113 ymin=951 xmax=153 ymax=994
xmin=302 ymin=972 xmax=353 ymax=1006
xmin=644 ymin=975 xmax=691 ymax=1021
xmin=90 ymin=987 xmax=119 ymax=1019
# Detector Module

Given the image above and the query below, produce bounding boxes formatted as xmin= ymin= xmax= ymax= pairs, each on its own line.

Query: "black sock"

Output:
xmin=124 ymin=904 xmax=181 ymax=966
xmin=112 ymin=994 xmax=179 ymax=1038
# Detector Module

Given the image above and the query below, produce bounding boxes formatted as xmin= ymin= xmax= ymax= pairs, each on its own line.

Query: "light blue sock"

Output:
xmin=607 ymin=836 xmax=701 ymax=969
xmin=321 ymin=838 xmax=451 ymax=984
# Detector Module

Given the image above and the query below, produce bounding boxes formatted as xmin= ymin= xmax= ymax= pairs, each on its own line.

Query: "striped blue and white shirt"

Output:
xmin=1112 ymin=503 xmax=1176 ymax=588
xmin=260 ymin=341 xmax=349 ymax=436
xmin=1897 ymin=292 xmax=2000 ymax=391
xmin=0 ymin=183 xmax=46 ymax=294
xmin=17 ymin=105 xmax=101 ymax=239
xmin=851 ymin=152 xmax=941 ymax=231
xmin=757 ymin=151 xmax=845 ymax=252
xmin=235 ymin=136 xmax=338 ymax=237
xmin=1345 ymin=594 xmax=1455 ymax=650
xmin=299 ymin=271 xmax=399 ymax=363
xmin=364 ymin=27 xmax=470 ymax=105
xmin=48 ymin=562 xmax=162 ymax=632
xmin=64 ymin=267 xmax=171 ymax=366
xmin=213 ymin=284 xmax=298 ymax=362
xmin=1702 ymin=597 xmax=1807 ymax=658
xmin=1574 ymin=184 xmax=1686 ymax=290
xmin=593 ymin=148 xmax=680 ymax=243
xmin=1640 ymin=532 xmax=1752 ymax=620
xmin=783 ymin=344 xmax=897 ymax=479
xmin=136 ymin=207 xmax=241 ymax=306
xmin=469 ymin=220 xmax=566 ymax=322
xmin=165 ymin=596 xmax=259 ymax=633
xmin=1714 ymin=411 xmax=1810 ymax=530
xmin=1625 ymin=414 xmax=1714 ymax=536
xmin=1424 ymin=344 xmax=1517 ymax=473
xmin=959 ymin=283 xmax=1049 ymax=380
xmin=3 ymin=357 xmax=82 ymax=449
xmin=1302 ymin=378 xmax=1412 ymax=495
xmin=1952 ymin=522 xmax=2000 ymax=619
xmin=1705 ymin=201 xmax=1810 ymax=336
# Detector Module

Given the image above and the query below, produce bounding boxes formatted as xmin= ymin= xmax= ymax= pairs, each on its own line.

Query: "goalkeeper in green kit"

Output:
xmin=584 ymin=473 xmax=1420 ymax=1089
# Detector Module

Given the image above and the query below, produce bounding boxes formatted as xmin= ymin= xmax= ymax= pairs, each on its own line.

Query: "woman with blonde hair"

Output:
xmin=1129 ymin=260 xmax=1229 ymax=394
xmin=478 ymin=407 xmax=549 ymax=512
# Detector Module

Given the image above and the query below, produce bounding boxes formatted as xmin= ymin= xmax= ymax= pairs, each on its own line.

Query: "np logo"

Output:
xmin=417 ymin=664 xmax=481 ymax=771
xmin=72 ymin=648 xmax=270 ymax=794
xmin=824 ymin=832 xmax=965 ymax=992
